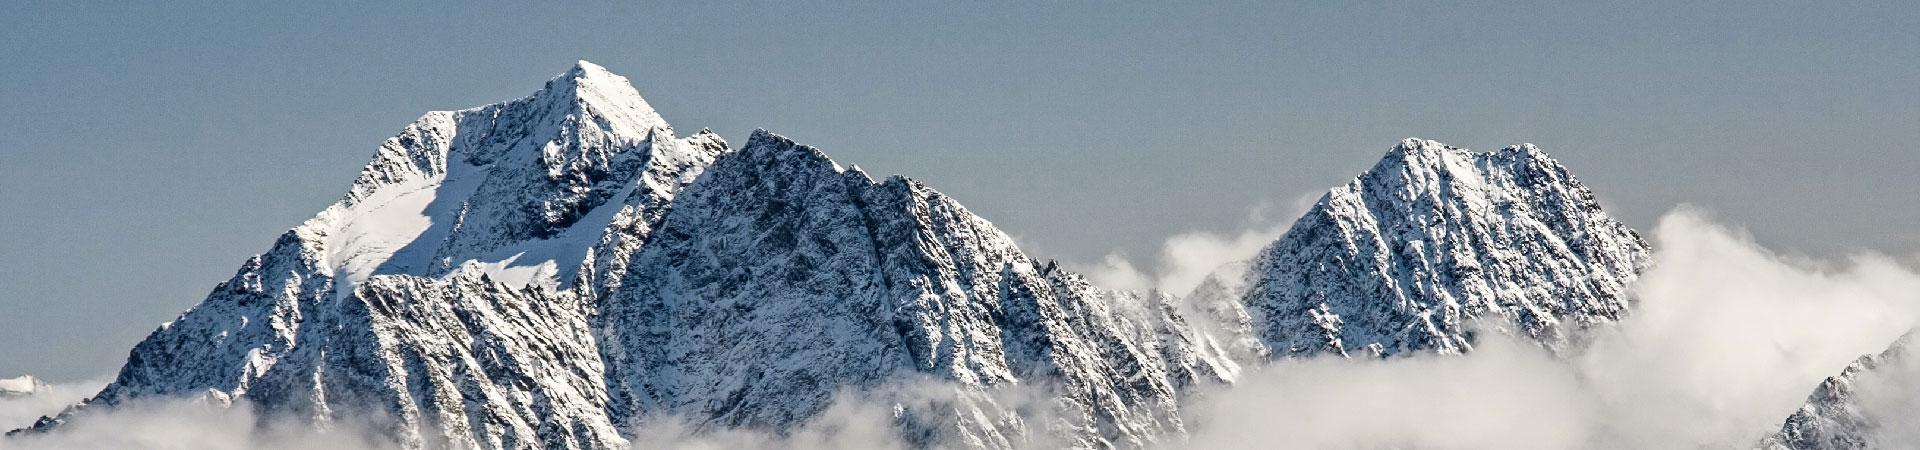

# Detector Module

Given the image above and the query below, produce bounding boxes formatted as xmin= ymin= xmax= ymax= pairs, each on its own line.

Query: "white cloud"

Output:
xmin=1169 ymin=207 xmax=1920 ymax=449
xmin=1579 ymin=207 xmax=1920 ymax=445
xmin=1149 ymin=225 xmax=1286 ymax=296
xmin=1081 ymin=194 xmax=1320 ymax=296
xmin=0 ymin=378 xmax=104 ymax=436
xmin=1080 ymin=253 xmax=1152 ymax=292
xmin=1 ymin=398 xmax=395 ymax=450
xmin=1174 ymin=338 xmax=1593 ymax=450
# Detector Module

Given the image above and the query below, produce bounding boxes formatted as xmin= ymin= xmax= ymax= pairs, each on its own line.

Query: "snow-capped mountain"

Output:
xmin=1236 ymin=139 xmax=1650 ymax=358
xmin=15 ymin=61 xmax=720 ymax=448
xmin=13 ymin=62 xmax=1239 ymax=449
xmin=0 ymin=376 xmax=47 ymax=399
xmin=595 ymin=130 xmax=1240 ymax=449
xmin=1765 ymin=332 xmax=1920 ymax=449
xmin=9 ymin=61 xmax=1655 ymax=449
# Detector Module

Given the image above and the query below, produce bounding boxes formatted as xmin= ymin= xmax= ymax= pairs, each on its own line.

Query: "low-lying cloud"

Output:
xmin=0 ymin=395 xmax=394 ymax=450
xmin=1080 ymin=195 xmax=1318 ymax=295
xmin=7 ymin=207 xmax=1919 ymax=449
xmin=0 ymin=378 xmax=101 ymax=436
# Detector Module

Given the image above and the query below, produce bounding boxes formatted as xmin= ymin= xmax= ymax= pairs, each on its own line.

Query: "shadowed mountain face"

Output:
xmin=11 ymin=62 xmax=1652 ymax=450
xmin=597 ymin=131 xmax=1241 ymax=449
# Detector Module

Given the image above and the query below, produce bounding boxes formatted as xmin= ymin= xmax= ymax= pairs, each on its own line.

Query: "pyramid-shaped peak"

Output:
xmin=552 ymin=60 xmax=624 ymax=88
xmin=1248 ymin=137 xmax=1648 ymax=359
xmin=569 ymin=59 xmax=611 ymax=75
xmin=527 ymin=60 xmax=667 ymax=134
xmin=561 ymin=60 xmax=634 ymax=92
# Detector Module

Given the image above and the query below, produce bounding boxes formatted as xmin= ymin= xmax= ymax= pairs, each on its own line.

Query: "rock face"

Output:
xmin=1765 ymin=332 xmax=1917 ymax=450
xmin=1239 ymin=139 xmax=1650 ymax=358
xmin=14 ymin=62 xmax=1237 ymax=449
xmin=596 ymin=131 xmax=1240 ymax=449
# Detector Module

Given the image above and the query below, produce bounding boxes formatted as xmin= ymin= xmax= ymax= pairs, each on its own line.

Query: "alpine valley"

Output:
xmin=13 ymin=61 xmax=1754 ymax=449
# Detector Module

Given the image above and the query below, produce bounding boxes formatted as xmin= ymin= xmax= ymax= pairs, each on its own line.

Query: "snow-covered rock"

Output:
xmin=12 ymin=61 xmax=721 ymax=449
xmin=10 ymin=61 xmax=1652 ymax=449
xmin=13 ymin=62 xmax=1237 ymax=449
xmin=0 ymin=376 xmax=46 ymax=399
xmin=1764 ymin=332 xmax=1918 ymax=450
xmin=596 ymin=130 xmax=1238 ymax=449
xmin=1238 ymin=139 xmax=1650 ymax=358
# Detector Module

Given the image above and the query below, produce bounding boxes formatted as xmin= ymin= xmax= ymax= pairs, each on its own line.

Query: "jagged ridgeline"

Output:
xmin=10 ymin=61 xmax=1651 ymax=449
xmin=1234 ymin=139 xmax=1651 ymax=358
xmin=1765 ymin=332 xmax=1920 ymax=450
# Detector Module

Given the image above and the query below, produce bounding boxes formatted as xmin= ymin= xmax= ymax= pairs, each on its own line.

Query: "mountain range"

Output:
xmin=14 ymin=60 xmax=1826 ymax=450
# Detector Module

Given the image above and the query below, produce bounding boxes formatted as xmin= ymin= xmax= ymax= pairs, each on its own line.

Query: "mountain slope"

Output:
xmin=15 ymin=61 xmax=723 ymax=449
xmin=11 ymin=62 xmax=1657 ymax=449
xmin=15 ymin=63 xmax=1237 ymax=450
xmin=1765 ymin=332 xmax=1919 ymax=450
xmin=1240 ymin=139 xmax=1650 ymax=358
xmin=596 ymin=131 xmax=1238 ymax=449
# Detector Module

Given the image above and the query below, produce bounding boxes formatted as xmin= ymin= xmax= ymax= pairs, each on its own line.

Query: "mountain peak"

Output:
xmin=0 ymin=375 xmax=44 ymax=398
xmin=569 ymin=59 xmax=609 ymax=75
xmin=558 ymin=60 xmax=628 ymax=96
xmin=1382 ymin=138 xmax=1557 ymax=162
xmin=529 ymin=60 xmax=667 ymax=135
xmin=1392 ymin=137 xmax=1458 ymax=153
xmin=739 ymin=128 xmax=851 ymax=174
xmin=1370 ymin=137 xmax=1472 ymax=176
xmin=1361 ymin=139 xmax=1580 ymax=197
xmin=1246 ymin=139 xmax=1648 ymax=357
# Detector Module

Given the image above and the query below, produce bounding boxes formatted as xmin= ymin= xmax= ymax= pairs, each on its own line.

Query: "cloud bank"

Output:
xmin=1174 ymin=207 xmax=1920 ymax=449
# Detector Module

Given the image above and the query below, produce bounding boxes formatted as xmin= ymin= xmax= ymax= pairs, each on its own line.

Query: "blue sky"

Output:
xmin=1 ymin=1 xmax=1916 ymax=379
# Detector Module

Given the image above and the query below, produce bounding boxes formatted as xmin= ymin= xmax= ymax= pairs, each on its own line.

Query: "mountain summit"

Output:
xmin=1239 ymin=138 xmax=1650 ymax=357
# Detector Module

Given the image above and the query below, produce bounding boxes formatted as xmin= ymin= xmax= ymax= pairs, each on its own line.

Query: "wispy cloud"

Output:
xmin=1078 ymin=194 xmax=1320 ymax=295
xmin=0 ymin=377 xmax=104 ymax=434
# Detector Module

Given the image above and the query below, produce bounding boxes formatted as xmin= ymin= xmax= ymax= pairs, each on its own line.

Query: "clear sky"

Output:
xmin=1 ymin=2 xmax=1916 ymax=380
